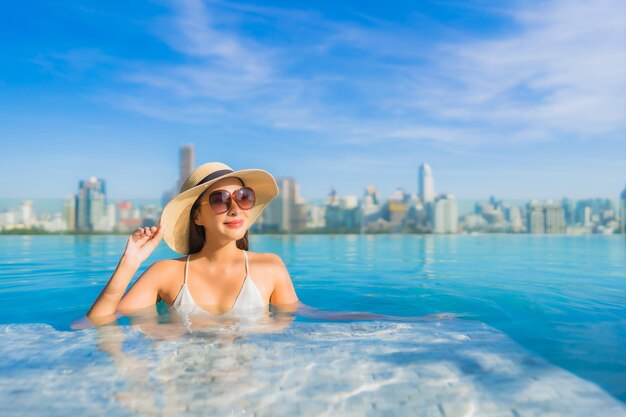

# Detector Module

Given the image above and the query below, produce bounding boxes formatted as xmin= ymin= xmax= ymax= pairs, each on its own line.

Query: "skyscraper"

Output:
xmin=178 ymin=144 xmax=195 ymax=192
xmin=75 ymin=177 xmax=106 ymax=231
xmin=527 ymin=200 xmax=545 ymax=234
xmin=261 ymin=177 xmax=307 ymax=233
xmin=418 ymin=163 xmax=435 ymax=203
xmin=619 ymin=187 xmax=626 ymax=233
xmin=63 ymin=195 xmax=76 ymax=231
xmin=507 ymin=206 xmax=523 ymax=232
xmin=433 ymin=194 xmax=458 ymax=233
xmin=544 ymin=200 xmax=566 ymax=233
xmin=361 ymin=185 xmax=382 ymax=230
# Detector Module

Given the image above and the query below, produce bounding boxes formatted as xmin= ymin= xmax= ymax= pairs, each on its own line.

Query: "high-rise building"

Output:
xmin=619 ymin=187 xmax=626 ymax=233
xmin=63 ymin=195 xmax=76 ymax=231
xmin=93 ymin=203 xmax=116 ymax=232
xmin=418 ymin=163 xmax=435 ymax=203
xmin=20 ymin=200 xmax=35 ymax=228
xmin=361 ymin=185 xmax=382 ymax=231
xmin=507 ymin=206 xmax=523 ymax=232
xmin=324 ymin=188 xmax=360 ymax=231
xmin=561 ymin=198 xmax=574 ymax=225
xmin=433 ymin=194 xmax=458 ymax=234
xmin=386 ymin=188 xmax=409 ymax=228
xmin=261 ymin=177 xmax=306 ymax=233
xmin=306 ymin=205 xmax=326 ymax=229
xmin=527 ymin=200 xmax=545 ymax=234
xmin=178 ymin=144 xmax=195 ymax=192
xmin=75 ymin=177 xmax=106 ymax=231
xmin=544 ymin=200 xmax=566 ymax=233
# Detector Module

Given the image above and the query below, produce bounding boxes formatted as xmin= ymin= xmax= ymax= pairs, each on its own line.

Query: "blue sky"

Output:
xmin=1 ymin=0 xmax=624 ymax=201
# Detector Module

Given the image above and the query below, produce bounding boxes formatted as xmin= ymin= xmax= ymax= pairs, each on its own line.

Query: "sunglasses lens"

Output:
xmin=208 ymin=191 xmax=230 ymax=213
xmin=235 ymin=188 xmax=255 ymax=210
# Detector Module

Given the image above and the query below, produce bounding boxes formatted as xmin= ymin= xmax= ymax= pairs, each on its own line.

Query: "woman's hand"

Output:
xmin=123 ymin=224 xmax=165 ymax=265
xmin=87 ymin=223 xmax=165 ymax=322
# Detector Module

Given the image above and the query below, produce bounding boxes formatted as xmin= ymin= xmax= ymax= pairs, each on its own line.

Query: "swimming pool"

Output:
xmin=0 ymin=234 xmax=625 ymax=415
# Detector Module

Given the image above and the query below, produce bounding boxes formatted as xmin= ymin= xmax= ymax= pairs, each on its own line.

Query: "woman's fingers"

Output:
xmin=131 ymin=226 xmax=163 ymax=244
xmin=133 ymin=227 xmax=157 ymax=236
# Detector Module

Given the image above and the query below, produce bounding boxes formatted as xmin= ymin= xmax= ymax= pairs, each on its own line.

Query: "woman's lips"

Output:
xmin=224 ymin=219 xmax=244 ymax=228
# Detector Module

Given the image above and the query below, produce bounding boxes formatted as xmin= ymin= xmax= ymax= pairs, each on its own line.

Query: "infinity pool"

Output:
xmin=0 ymin=234 xmax=625 ymax=416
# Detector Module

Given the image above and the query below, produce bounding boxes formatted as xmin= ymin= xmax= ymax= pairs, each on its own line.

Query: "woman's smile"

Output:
xmin=223 ymin=219 xmax=245 ymax=228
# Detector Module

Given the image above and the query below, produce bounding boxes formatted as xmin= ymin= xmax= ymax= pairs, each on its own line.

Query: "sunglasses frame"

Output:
xmin=199 ymin=186 xmax=256 ymax=214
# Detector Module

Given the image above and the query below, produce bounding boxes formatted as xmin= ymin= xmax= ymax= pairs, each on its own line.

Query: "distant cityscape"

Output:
xmin=1 ymin=145 xmax=625 ymax=235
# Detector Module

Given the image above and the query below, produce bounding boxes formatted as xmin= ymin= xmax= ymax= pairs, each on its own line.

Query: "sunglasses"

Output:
xmin=200 ymin=187 xmax=256 ymax=214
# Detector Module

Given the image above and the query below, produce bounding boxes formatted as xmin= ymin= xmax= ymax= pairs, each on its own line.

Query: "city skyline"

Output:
xmin=1 ymin=144 xmax=623 ymax=234
xmin=0 ymin=141 xmax=623 ymax=216
xmin=1 ymin=143 xmax=623 ymax=234
xmin=1 ymin=1 xmax=624 ymax=201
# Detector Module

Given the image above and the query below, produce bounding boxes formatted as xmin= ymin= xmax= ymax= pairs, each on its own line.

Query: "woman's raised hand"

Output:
xmin=123 ymin=224 xmax=165 ymax=265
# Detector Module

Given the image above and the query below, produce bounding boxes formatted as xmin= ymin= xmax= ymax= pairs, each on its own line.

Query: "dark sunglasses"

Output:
xmin=200 ymin=187 xmax=256 ymax=214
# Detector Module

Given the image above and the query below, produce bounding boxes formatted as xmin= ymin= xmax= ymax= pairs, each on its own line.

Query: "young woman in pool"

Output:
xmin=86 ymin=162 xmax=414 ymax=330
xmin=87 ymin=162 xmax=299 ymax=323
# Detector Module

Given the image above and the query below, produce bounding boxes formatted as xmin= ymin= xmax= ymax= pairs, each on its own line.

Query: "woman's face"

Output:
xmin=194 ymin=177 xmax=251 ymax=242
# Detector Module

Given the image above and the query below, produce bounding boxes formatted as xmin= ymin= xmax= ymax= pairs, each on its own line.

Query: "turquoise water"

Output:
xmin=0 ymin=234 xmax=625 ymax=415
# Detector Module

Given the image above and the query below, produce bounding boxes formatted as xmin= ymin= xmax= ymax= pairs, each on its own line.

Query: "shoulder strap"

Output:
xmin=184 ymin=255 xmax=191 ymax=285
xmin=242 ymin=250 xmax=249 ymax=276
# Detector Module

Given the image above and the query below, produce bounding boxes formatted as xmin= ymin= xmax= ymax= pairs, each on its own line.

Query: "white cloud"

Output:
xmin=389 ymin=0 xmax=626 ymax=142
xmin=96 ymin=0 xmax=625 ymax=147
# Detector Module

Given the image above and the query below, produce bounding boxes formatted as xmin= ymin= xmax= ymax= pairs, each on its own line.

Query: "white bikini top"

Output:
xmin=170 ymin=250 xmax=267 ymax=324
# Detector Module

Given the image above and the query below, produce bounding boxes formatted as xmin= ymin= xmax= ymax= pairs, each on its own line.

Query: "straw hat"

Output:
xmin=161 ymin=162 xmax=278 ymax=254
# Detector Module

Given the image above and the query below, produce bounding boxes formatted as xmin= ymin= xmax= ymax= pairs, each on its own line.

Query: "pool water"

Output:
xmin=0 ymin=234 xmax=625 ymax=416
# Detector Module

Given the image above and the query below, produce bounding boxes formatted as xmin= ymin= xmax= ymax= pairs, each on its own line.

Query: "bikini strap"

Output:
xmin=243 ymin=250 xmax=249 ymax=276
xmin=184 ymin=255 xmax=191 ymax=285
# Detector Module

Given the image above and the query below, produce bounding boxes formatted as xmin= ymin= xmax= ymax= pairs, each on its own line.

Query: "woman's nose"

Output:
xmin=227 ymin=202 xmax=240 ymax=215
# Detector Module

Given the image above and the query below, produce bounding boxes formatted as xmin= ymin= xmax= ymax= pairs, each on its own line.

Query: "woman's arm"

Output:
xmin=86 ymin=225 xmax=164 ymax=322
xmin=267 ymin=254 xmax=299 ymax=310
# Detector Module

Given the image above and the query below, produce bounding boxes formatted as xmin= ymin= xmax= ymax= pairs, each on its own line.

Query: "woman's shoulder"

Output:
xmin=142 ymin=258 xmax=187 ymax=299
xmin=141 ymin=257 xmax=187 ymax=281
xmin=246 ymin=251 xmax=290 ymax=283
xmin=246 ymin=251 xmax=286 ymax=269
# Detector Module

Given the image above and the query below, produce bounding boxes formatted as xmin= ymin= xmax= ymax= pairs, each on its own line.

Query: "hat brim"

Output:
xmin=160 ymin=169 xmax=278 ymax=254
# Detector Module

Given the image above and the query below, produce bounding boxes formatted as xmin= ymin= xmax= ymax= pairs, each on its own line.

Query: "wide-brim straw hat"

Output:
xmin=161 ymin=162 xmax=279 ymax=254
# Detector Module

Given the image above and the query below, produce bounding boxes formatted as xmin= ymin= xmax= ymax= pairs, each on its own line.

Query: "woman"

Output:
xmin=87 ymin=162 xmax=299 ymax=324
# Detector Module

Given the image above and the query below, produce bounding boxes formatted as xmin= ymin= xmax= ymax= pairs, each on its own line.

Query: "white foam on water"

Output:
xmin=0 ymin=319 xmax=624 ymax=417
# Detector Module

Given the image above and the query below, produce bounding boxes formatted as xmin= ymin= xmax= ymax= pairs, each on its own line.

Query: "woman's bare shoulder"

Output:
xmin=139 ymin=257 xmax=187 ymax=284
xmin=246 ymin=251 xmax=287 ymax=269
xmin=246 ymin=252 xmax=290 ymax=284
xmin=147 ymin=257 xmax=187 ymax=271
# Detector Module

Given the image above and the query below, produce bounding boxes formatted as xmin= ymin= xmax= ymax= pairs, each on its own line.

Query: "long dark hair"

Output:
xmin=187 ymin=182 xmax=250 ymax=254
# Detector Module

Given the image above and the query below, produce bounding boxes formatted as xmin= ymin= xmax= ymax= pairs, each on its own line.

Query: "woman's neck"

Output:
xmin=195 ymin=240 xmax=241 ymax=263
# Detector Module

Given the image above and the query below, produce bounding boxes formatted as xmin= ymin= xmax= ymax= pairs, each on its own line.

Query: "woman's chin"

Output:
xmin=220 ymin=226 xmax=248 ymax=241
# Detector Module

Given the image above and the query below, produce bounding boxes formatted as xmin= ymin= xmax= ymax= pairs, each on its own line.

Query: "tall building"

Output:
xmin=386 ymin=188 xmax=409 ymax=228
xmin=544 ymin=200 xmax=566 ymax=233
xmin=20 ymin=200 xmax=35 ymax=228
xmin=261 ymin=177 xmax=306 ymax=233
xmin=93 ymin=203 xmax=116 ymax=232
xmin=561 ymin=198 xmax=574 ymax=225
xmin=418 ymin=163 xmax=435 ymax=203
xmin=433 ymin=194 xmax=458 ymax=234
xmin=75 ymin=177 xmax=106 ymax=231
xmin=621 ymin=185 xmax=626 ymax=234
xmin=63 ymin=195 xmax=76 ymax=231
xmin=178 ymin=144 xmax=195 ymax=192
xmin=324 ymin=189 xmax=360 ymax=231
xmin=361 ymin=185 xmax=382 ymax=230
xmin=507 ymin=206 xmax=524 ymax=232
xmin=306 ymin=205 xmax=326 ymax=229
xmin=527 ymin=200 xmax=545 ymax=234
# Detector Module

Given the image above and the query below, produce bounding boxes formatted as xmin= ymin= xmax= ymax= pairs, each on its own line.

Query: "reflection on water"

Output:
xmin=2 ymin=313 xmax=625 ymax=417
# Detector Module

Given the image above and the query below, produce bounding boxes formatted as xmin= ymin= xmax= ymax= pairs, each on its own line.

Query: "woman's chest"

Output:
xmin=160 ymin=272 xmax=273 ymax=308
